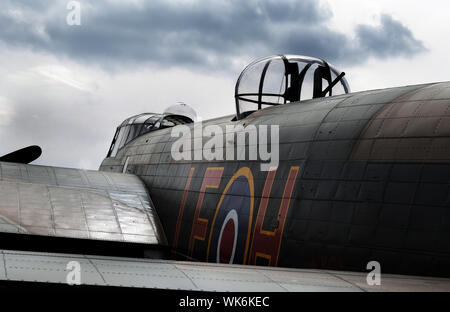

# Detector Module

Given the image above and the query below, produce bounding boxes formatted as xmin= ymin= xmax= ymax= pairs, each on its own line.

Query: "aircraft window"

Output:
xmin=134 ymin=114 xmax=153 ymax=124
xmin=117 ymin=126 xmax=130 ymax=150
xmin=235 ymin=54 xmax=350 ymax=120
xmin=107 ymin=110 xmax=196 ymax=158
xmin=238 ymin=59 xmax=267 ymax=96
xmin=329 ymin=70 xmax=346 ymax=96
xmin=237 ymin=59 xmax=268 ymax=116
xmin=109 ymin=125 xmax=128 ymax=157
xmin=160 ymin=119 xmax=175 ymax=128
xmin=108 ymin=128 xmax=120 ymax=158
xmin=142 ymin=115 xmax=163 ymax=133
xmin=301 ymin=63 xmax=321 ymax=101
xmin=171 ymin=115 xmax=191 ymax=124
xmin=262 ymin=58 xmax=286 ymax=105
xmin=125 ymin=124 xmax=143 ymax=145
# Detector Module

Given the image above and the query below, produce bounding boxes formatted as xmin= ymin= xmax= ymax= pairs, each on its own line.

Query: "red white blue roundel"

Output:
xmin=216 ymin=209 xmax=239 ymax=263
xmin=208 ymin=170 xmax=253 ymax=264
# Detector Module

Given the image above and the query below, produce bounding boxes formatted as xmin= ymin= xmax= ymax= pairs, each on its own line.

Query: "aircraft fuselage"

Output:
xmin=100 ymin=82 xmax=450 ymax=277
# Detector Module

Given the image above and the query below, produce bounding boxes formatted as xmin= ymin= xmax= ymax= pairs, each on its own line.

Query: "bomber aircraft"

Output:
xmin=1 ymin=55 xmax=450 ymax=291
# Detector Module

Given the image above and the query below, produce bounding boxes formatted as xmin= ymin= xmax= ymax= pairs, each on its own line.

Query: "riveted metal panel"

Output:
xmin=351 ymin=83 xmax=450 ymax=162
xmin=97 ymin=81 xmax=450 ymax=277
xmin=0 ymin=162 xmax=167 ymax=246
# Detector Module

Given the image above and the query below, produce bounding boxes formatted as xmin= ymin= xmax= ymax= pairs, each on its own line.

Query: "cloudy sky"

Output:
xmin=0 ymin=0 xmax=447 ymax=169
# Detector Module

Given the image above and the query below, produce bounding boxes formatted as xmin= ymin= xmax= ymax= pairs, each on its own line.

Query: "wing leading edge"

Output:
xmin=1 ymin=249 xmax=450 ymax=291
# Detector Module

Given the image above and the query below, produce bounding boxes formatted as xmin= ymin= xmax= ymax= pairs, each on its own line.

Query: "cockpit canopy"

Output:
xmin=107 ymin=112 xmax=193 ymax=158
xmin=235 ymin=55 xmax=350 ymax=120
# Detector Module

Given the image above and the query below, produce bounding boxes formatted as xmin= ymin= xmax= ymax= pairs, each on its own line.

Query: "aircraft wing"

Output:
xmin=0 ymin=249 xmax=450 ymax=292
xmin=0 ymin=161 xmax=167 ymax=245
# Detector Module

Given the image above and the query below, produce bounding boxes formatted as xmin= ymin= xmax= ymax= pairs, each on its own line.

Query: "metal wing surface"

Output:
xmin=0 ymin=162 xmax=167 ymax=245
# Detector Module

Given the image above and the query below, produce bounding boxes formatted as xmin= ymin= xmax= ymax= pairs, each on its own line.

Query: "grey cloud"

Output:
xmin=356 ymin=14 xmax=426 ymax=58
xmin=0 ymin=0 xmax=426 ymax=71
xmin=0 ymin=1 xmax=430 ymax=171
xmin=277 ymin=25 xmax=355 ymax=64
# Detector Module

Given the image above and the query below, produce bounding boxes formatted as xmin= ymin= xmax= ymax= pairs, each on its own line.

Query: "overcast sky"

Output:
xmin=0 ymin=0 xmax=447 ymax=169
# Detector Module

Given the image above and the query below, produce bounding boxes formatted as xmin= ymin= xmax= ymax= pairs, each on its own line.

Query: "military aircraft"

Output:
xmin=1 ymin=55 xmax=450 ymax=291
